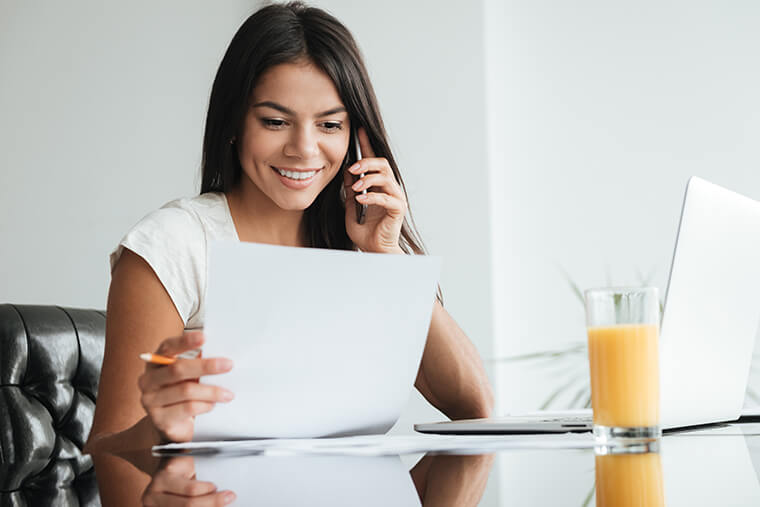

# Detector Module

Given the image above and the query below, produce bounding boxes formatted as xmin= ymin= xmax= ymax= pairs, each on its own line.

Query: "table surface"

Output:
xmin=8 ymin=423 xmax=760 ymax=506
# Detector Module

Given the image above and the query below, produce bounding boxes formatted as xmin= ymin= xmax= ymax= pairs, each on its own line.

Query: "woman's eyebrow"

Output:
xmin=252 ymin=101 xmax=346 ymax=117
xmin=315 ymin=106 xmax=347 ymax=117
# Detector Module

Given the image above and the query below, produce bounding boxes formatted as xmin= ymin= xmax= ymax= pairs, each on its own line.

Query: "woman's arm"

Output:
xmin=415 ymin=301 xmax=494 ymax=420
xmin=86 ymin=248 xmax=234 ymax=457
xmin=338 ymin=129 xmax=493 ymax=419
xmin=84 ymin=249 xmax=185 ymax=454
xmin=410 ymin=453 xmax=494 ymax=506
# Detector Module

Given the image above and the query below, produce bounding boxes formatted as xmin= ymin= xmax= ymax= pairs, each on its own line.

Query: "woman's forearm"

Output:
xmin=84 ymin=416 xmax=161 ymax=459
xmin=416 ymin=301 xmax=494 ymax=420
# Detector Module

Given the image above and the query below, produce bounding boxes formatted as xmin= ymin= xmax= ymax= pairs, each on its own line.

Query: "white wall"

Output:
xmin=488 ymin=0 xmax=760 ymax=410
xmin=0 ymin=0 xmax=255 ymax=305
xmin=0 ymin=1 xmax=493 ymax=437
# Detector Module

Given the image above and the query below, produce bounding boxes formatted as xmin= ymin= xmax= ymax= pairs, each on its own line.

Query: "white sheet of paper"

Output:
xmin=155 ymin=433 xmax=595 ymax=456
xmin=193 ymin=454 xmax=421 ymax=506
xmin=193 ymin=241 xmax=441 ymax=441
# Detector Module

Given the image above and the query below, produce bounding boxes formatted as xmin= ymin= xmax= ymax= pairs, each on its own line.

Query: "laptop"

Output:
xmin=416 ymin=176 xmax=760 ymax=435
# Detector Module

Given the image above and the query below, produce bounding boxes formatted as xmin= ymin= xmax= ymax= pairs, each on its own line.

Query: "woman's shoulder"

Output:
xmin=112 ymin=193 xmax=233 ymax=261
xmin=159 ymin=192 xmax=229 ymax=228
xmin=109 ymin=192 xmax=232 ymax=326
xmin=120 ymin=192 xmax=233 ymax=240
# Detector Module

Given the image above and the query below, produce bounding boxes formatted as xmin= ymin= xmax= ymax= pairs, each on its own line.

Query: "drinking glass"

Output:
xmin=585 ymin=287 xmax=660 ymax=445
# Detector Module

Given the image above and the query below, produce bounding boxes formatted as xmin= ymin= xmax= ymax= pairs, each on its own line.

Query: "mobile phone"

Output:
xmin=353 ymin=130 xmax=367 ymax=224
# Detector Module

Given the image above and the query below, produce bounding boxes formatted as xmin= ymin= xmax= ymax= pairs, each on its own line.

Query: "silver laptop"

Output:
xmin=416 ymin=177 xmax=760 ymax=435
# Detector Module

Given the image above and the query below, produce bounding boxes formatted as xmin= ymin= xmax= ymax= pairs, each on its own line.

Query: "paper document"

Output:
xmin=155 ymin=433 xmax=595 ymax=456
xmin=194 ymin=241 xmax=441 ymax=441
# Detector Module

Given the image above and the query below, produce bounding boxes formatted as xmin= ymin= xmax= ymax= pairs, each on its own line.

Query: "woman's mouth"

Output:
xmin=271 ymin=166 xmax=321 ymax=189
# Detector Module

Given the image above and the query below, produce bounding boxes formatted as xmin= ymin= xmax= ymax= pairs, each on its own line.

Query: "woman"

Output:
xmin=85 ymin=2 xmax=492 ymax=454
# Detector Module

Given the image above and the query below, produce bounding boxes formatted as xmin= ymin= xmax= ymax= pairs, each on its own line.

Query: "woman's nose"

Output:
xmin=283 ymin=126 xmax=319 ymax=160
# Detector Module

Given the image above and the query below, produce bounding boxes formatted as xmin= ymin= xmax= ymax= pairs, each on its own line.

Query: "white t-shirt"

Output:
xmin=109 ymin=192 xmax=238 ymax=330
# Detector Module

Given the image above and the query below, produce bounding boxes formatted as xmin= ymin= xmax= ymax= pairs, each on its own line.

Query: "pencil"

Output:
xmin=139 ymin=353 xmax=177 ymax=365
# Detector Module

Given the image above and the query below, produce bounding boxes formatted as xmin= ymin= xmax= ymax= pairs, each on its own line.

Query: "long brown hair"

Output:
xmin=200 ymin=2 xmax=440 ymax=299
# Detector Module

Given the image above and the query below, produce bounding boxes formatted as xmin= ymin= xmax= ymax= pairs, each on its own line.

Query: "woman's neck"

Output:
xmin=226 ymin=180 xmax=307 ymax=247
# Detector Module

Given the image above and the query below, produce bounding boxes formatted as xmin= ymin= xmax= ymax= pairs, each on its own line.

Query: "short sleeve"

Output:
xmin=109 ymin=206 xmax=206 ymax=326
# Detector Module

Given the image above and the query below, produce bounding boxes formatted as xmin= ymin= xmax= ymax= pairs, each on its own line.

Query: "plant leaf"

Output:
xmin=540 ymin=371 xmax=588 ymax=410
xmin=566 ymin=380 xmax=592 ymax=409
xmin=493 ymin=343 xmax=586 ymax=362
xmin=581 ymin=482 xmax=595 ymax=507
xmin=558 ymin=265 xmax=585 ymax=306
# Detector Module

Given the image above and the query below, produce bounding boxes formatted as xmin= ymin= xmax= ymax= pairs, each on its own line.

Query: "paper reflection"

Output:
xmin=595 ymin=451 xmax=664 ymax=507
xmin=142 ymin=453 xmax=419 ymax=506
xmin=132 ymin=452 xmax=495 ymax=506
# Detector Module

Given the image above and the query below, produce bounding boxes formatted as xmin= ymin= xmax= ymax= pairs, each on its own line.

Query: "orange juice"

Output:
xmin=587 ymin=324 xmax=659 ymax=427
xmin=595 ymin=452 xmax=664 ymax=507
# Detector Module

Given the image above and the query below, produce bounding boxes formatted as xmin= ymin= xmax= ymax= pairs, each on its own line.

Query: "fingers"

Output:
xmin=155 ymin=331 xmax=205 ymax=358
xmin=357 ymin=126 xmax=375 ymax=158
xmin=138 ymin=334 xmax=234 ymax=443
xmin=348 ymin=165 xmax=407 ymax=218
xmin=142 ymin=381 xmax=234 ymax=407
xmin=162 ymin=456 xmax=197 ymax=477
xmin=355 ymin=192 xmax=407 ymax=218
xmin=153 ymin=467 xmax=216 ymax=496
xmin=350 ymin=172 xmax=404 ymax=200
xmin=141 ymin=357 xmax=234 ymax=390
xmin=345 ymin=158 xmax=405 ymax=209
xmin=154 ymin=400 xmax=217 ymax=422
xmin=347 ymin=157 xmax=395 ymax=179
xmin=143 ymin=457 xmax=236 ymax=506
xmin=143 ymin=490 xmax=236 ymax=507
xmin=143 ymin=457 xmax=220 ymax=505
xmin=144 ymin=400 xmax=216 ymax=442
xmin=342 ymin=163 xmax=356 ymax=202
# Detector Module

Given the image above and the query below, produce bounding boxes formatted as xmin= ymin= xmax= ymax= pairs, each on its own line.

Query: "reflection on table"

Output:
xmin=93 ymin=449 xmax=493 ymax=506
xmin=6 ymin=423 xmax=760 ymax=505
xmin=595 ymin=450 xmax=664 ymax=507
xmin=498 ymin=424 xmax=760 ymax=506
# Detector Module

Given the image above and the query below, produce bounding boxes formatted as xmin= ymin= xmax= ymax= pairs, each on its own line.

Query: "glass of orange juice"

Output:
xmin=585 ymin=287 xmax=660 ymax=446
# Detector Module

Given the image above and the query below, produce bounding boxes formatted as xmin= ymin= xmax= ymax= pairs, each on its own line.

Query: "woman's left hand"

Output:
xmin=343 ymin=127 xmax=407 ymax=253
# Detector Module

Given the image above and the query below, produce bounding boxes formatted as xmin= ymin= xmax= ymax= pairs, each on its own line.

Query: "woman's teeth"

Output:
xmin=276 ymin=168 xmax=317 ymax=180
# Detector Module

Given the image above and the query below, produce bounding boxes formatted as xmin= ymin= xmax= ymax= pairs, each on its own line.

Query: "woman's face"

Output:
xmin=236 ymin=60 xmax=351 ymax=211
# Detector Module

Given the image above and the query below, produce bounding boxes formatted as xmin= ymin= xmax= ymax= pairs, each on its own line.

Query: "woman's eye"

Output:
xmin=262 ymin=118 xmax=287 ymax=129
xmin=320 ymin=122 xmax=343 ymax=132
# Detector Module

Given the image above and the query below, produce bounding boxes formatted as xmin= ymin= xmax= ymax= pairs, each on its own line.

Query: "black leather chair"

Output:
xmin=0 ymin=304 xmax=105 ymax=503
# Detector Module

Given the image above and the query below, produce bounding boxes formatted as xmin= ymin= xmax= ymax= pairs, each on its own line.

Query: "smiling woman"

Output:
xmin=84 ymin=1 xmax=493 ymax=472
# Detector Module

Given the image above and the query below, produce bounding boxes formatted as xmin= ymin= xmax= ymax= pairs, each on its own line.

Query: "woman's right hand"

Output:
xmin=138 ymin=331 xmax=234 ymax=443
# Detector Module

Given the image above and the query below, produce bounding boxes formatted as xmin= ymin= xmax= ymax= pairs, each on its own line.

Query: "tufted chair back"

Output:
xmin=0 ymin=304 xmax=105 ymax=463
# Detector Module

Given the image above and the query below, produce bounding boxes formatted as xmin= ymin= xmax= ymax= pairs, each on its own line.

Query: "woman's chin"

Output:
xmin=275 ymin=194 xmax=319 ymax=212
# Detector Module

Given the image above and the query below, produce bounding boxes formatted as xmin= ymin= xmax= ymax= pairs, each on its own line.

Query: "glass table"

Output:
xmin=4 ymin=423 xmax=760 ymax=505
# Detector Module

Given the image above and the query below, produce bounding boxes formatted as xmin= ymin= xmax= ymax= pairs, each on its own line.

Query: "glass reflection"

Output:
xmin=595 ymin=449 xmax=664 ymax=507
xmin=92 ymin=450 xmax=493 ymax=506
